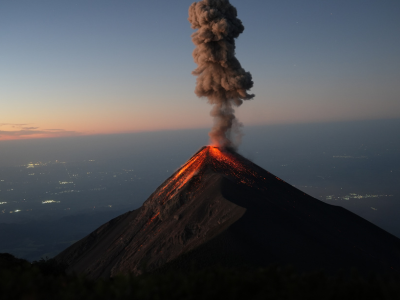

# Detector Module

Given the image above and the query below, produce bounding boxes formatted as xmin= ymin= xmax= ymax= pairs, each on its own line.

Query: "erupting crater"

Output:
xmin=152 ymin=146 xmax=270 ymax=207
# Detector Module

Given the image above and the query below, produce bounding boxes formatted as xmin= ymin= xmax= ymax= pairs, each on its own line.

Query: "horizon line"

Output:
xmin=1 ymin=117 xmax=399 ymax=143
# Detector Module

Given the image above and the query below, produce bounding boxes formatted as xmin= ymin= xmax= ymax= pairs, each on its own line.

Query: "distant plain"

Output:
xmin=0 ymin=118 xmax=399 ymax=260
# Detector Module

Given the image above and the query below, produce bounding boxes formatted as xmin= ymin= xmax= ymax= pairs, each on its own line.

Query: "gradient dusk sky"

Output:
xmin=1 ymin=0 xmax=399 ymax=140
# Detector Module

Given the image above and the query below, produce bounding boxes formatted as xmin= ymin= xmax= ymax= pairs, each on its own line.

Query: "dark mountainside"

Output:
xmin=55 ymin=146 xmax=400 ymax=279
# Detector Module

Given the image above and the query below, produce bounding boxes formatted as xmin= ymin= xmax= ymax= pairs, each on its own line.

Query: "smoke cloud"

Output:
xmin=189 ymin=0 xmax=254 ymax=150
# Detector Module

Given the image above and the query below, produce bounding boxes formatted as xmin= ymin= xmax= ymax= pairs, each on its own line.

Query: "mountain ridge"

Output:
xmin=55 ymin=146 xmax=400 ymax=278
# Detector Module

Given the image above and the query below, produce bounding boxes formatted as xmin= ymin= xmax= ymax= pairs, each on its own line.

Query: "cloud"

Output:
xmin=0 ymin=123 xmax=28 ymax=127
xmin=45 ymin=128 xmax=67 ymax=131
xmin=21 ymin=126 xmax=39 ymax=130
xmin=0 ymin=123 xmax=79 ymax=139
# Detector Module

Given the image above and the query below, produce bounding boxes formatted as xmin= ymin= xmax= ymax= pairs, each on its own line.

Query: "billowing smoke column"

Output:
xmin=189 ymin=0 xmax=254 ymax=150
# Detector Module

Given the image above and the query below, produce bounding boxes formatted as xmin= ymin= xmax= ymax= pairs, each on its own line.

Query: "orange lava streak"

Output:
xmin=153 ymin=146 xmax=269 ymax=205
xmin=154 ymin=149 xmax=208 ymax=204
xmin=145 ymin=212 xmax=160 ymax=227
xmin=208 ymin=146 xmax=260 ymax=187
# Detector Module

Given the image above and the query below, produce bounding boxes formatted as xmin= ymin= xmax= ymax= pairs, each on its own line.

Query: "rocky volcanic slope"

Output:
xmin=56 ymin=146 xmax=400 ymax=278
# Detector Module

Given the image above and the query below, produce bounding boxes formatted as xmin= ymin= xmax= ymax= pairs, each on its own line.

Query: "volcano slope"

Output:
xmin=56 ymin=146 xmax=400 ymax=278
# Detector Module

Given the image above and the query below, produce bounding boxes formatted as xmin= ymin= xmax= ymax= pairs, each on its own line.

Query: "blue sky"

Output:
xmin=1 ymin=0 xmax=399 ymax=140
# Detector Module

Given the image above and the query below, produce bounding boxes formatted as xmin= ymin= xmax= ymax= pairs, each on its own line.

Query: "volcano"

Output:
xmin=56 ymin=146 xmax=400 ymax=278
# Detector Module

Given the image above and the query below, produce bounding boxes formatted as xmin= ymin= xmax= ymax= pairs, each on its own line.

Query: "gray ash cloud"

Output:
xmin=189 ymin=0 xmax=254 ymax=150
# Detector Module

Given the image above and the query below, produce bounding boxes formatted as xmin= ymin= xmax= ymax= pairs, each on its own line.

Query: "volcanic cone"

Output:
xmin=56 ymin=146 xmax=400 ymax=278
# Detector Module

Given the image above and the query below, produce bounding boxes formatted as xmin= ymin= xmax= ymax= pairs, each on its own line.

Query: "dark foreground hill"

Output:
xmin=55 ymin=146 xmax=400 ymax=278
xmin=4 ymin=253 xmax=400 ymax=300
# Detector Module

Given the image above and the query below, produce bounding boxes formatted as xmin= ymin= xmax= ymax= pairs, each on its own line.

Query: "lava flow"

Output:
xmin=151 ymin=146 xmax=267 ymax=206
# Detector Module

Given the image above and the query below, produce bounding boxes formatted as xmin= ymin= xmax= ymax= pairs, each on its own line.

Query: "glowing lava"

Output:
xmin=151 ymin=146 xmax=268 ymax=208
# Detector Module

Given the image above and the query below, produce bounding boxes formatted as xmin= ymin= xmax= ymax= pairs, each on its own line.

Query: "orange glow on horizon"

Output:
xmin=0 ymin=132 xmax=80 ymax=141
xmin=0 ymin=122 xmax=213 ymax=142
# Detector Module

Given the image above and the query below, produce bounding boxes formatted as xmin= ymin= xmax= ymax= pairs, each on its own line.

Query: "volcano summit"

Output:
xmin=56 ymin=146 xmax=400 ymax=278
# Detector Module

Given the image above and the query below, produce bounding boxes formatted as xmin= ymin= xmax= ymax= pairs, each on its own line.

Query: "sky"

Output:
xmin=1 ymin=0 xmax=399 ymax=141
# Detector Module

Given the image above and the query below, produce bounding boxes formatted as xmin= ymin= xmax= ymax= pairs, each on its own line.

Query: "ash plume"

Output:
xmin=189 ymin=0 xmax=254 ymax=150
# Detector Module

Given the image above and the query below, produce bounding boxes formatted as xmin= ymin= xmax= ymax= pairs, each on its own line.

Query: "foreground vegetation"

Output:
xmin=1 ymin=253 xmax=400 ymax=300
